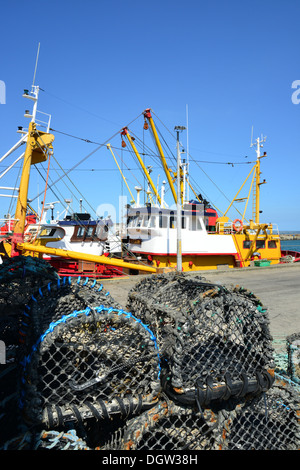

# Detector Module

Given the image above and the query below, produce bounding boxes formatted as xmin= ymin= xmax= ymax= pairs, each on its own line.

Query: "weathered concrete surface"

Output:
xmin=101 ymin=262 xmax=300 ymax=339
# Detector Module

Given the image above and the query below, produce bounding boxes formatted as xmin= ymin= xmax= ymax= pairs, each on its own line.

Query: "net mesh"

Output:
xmin=0 ymin=260 xmax=299 ymax=450
xmin=127 ymin=273 xmax=275 ymax=406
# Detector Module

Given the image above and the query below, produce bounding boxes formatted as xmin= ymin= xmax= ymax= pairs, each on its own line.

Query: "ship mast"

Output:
xmin=11 ymin=85 xmax=55 ymax=256
xmin=175 ymin=125 xmax=186 ymax=272
xmin=251 ymin=134 xmax=267 ymax=224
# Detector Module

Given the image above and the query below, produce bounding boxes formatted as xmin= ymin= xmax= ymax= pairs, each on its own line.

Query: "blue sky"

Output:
xmin=0 ymin=0 xmax=299 ymax=230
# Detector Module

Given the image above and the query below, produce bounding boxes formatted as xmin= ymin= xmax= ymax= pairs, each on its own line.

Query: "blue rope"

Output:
xmin=19 ymin=304 xmax=161 ymax=408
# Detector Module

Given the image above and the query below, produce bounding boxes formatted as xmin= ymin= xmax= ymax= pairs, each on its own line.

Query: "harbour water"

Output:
xmin=281 ymin=239 xmax=300 ymax=251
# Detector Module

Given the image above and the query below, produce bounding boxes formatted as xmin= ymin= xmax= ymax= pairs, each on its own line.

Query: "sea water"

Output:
xmin=281 ymin=239 xmax=300 ymax=251
xmin=280 ymin=231 xmax=300 ymax=252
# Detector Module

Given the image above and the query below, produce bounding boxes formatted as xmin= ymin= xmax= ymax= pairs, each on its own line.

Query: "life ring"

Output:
xmin=24 ymin=232 xmax=33 ymax=242
xmin=233 ymin=219 xmax=243 ymax=232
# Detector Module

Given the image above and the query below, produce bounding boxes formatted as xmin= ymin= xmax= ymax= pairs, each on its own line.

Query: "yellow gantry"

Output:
xmin=12 ymin=122 xmax=54 ymax=255
xmin=9 ymin=118 xmax=156 ymax=274
xmin=143 ymin=109 xmax=178 ymax=204
xmin=17 ymin=242 xmax=157 ymax=273
xmin=121 ymin=126 xmax=162 ymax=205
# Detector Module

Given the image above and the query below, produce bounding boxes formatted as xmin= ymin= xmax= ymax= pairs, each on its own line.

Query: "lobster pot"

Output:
xmin=162 ymin=285 xmax=275 ymax=407
xmin=127 ymin=273 xmax=216 ymax=357
xmin=127 ymin=273 xmax=210 ymax=315
xmin=286 ymin=333 xmax=300 ymax=384
xmin=104 ymin=399 xmax=220 ymax=451
xmin=215 ymin=377 xmax=300 ymax=450
xmin=21 ymin=276 xmax=121 ymax=353
xmin=0 ymin=256 xmax=58 ymax=347
xmin=20 ymin=307 xmax=161 ymax=431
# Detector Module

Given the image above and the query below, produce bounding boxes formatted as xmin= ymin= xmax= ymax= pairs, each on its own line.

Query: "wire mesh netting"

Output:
xmin=127 ymin=273 xmax=275 ymax=406
xmin=0 ymin=261 xmax=299 ymax=450
xmin=20 ymin=306 xmax=161 ymax=430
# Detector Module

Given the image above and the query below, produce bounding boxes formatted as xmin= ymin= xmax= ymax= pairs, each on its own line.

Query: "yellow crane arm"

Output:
xmin=17 ymin=242 xmax=157 ymax=273
xmin=143 ymin=109 xmax=177 ymax=204
xmin=12 ymin=122 xmax=54 ymax=256
xmin=121 ymin=127 xmax=161 ymax=205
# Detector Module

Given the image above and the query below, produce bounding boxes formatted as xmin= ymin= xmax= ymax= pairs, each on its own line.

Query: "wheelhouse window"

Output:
xmin=256 ymin=240 xmax=265 ymax=249
xmin=149 ymin=216 xmax=156 ymax=228
xmin=243 ymin=240 xmax=251 ymax=249
xmin=77 ymin=227 xmax=85 ymax=238
xmin=268 ymin=240 xmax=277 ymax=249
xmin=169 ymin=212 xmax=176 ymax=229
xmin=159 ymin=212 xmax=168 ymax=228
xmin=191 ymin=216 xmax=202 ymax=231
xmin=86 ymin=226 xmax=94 ymax=237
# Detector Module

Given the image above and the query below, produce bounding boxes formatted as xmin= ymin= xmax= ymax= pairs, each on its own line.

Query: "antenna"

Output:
xmin=250 ymin=125 xmax=254 ymax=147
xmin=32 ymin=42 xmax=40 ymax=89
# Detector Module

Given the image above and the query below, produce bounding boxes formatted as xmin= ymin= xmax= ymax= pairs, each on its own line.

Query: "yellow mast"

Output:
xmin=121 ymin=127 xmax=162 ymax=205
xmin=6 ymin=86 xmax=157 ymax=274
xmin=251 ymin=136 xmax=267 ymax=224
xmin=143 ymin=109 xmax=178 ymax=204
xmin=11 ymin=121 xmax=54 ymax=256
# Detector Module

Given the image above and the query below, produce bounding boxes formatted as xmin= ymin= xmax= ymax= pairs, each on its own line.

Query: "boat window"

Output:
xmin=86 ymin=226 xmax=94 ymax=237
xmin=136 ymin=215 xmax=143 ymax=227
xmin=77 ymin=227 xmax=85 ymax=238
xmin=128 ymin=216 xmax=137 ymax=227
xmin=159 ymin=212 xmax=168 ymax=228
xmin=268 ymin=240 xmax=277 ymax=249
xmin=243 ymin=240 xmax=252 ymax=249
xmin=256 ymin=240 xmax=265 ymax=249
xmin=191 ymin=216 xmax=201 ymax=231
xmin=39 ymin=228 xmax=56 ymax=237
xmin=169 ymin=212 xmax=176 ymax=229
xmin=149 ymin=216 xmax=156 ymax=228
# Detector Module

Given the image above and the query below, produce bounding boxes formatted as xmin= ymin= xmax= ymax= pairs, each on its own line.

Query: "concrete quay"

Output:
xmin=280 ymin=234 xmax=300 ymax=240
xmin=101 ymin=262 xmax=300 ymax=340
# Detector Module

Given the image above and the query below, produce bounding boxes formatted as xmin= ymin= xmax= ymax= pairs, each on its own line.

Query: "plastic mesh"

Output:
xmin=215 ymin=377 xmax=300 ymax=450
xmin=0 ymin=262 xmax=299 ymax=450
xmin=20 ymin=306 xmax=161 ymax=428
xmin=127 ymin=273 xmax=275 ymax=407
xmin=104 ymin=399 xmax=220 ymax=450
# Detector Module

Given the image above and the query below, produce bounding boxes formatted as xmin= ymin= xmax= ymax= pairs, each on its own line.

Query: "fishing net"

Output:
xmin=127 ymin=273 xmax=275 ymax=407
xmin=1 ymin=264 xmax=299 ymax=451
xmin=19 ymin=275 xmax=121 ymax=353
xmin=286 ymin=332 xmax=300 ymax=384
xmin=101 ymin=375 xmax=299 ymax=451
xmin=215 ymin=376 xmax=300 ymax=450
xmin=20 ymin=305 xmax=161 ymax=430
xmin=0 ymin=256 xmax=58 ymax=346
xmin=103 ymin=398 xmax=220 ymax=450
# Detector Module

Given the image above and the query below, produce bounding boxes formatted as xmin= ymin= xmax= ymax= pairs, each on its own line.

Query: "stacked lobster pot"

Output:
xmin=0 ymin=259 xmax=299 ymax=450
xmin=17 ymin=270 xmax=161 ymax=449
xmin=122 ymin=272 xmax=300 ymax=451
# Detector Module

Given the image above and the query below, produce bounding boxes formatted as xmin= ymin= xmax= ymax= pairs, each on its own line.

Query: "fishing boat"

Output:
xmin=1 ymin=81 xmax=299 ymax=275
xmin=0 ymin=84 xmax=155 ymax=277
xmin=118 ymin=109 xmax=299 ymax=271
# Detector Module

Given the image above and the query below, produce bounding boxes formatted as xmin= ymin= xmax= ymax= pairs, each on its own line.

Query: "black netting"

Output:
xmin=20 ymin=306 xmax=161 ymax=429
xmin=104 ymin=399 xmax=220 ymax=450
xmin=215 ymin=377 xmax=300 ymax=450
xmin=286 ymin=332 xmax=300 ymax=385
xmin=0 ymin=261 xmax=299 ymax=450
xmin=127 ymin=273 xmax=275 ymax=406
